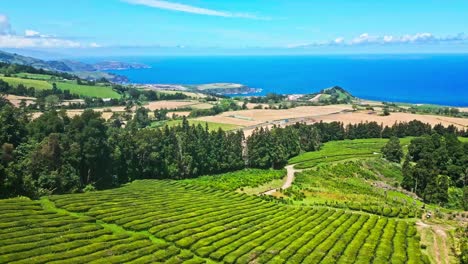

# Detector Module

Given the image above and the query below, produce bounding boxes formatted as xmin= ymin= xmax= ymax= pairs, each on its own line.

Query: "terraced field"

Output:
xmin=289 ymin=138 xmax=413 ymax=169
xmin=1 ymin=180 xmax=428 ymax=263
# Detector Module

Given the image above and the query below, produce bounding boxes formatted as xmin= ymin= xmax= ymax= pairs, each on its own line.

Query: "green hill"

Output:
xmin=301 ymin=86 xmax=356 ymax=104
xmin=0 ymin=50 xmax=149 ymax=82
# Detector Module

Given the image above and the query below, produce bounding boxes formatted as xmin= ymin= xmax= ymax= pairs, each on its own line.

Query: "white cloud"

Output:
xmin=0 ymin=14 xmax=12 ymax=34
xmin=25 ymin=29 xmax=40 ymax=37
xmin=123 ymin=0 xmax=269 ymax=20
xmin=0 ymin=14 xmax=100 ymax=49
xmin=89 ymin=42 xmax=102 ymax=48
xmin=334 ymin=37 xmax=345 ymax=44
xmin=289 ymin=32 xmax=468 ymax=48
xmin=0 ymin=34 xmax=82 ymax=48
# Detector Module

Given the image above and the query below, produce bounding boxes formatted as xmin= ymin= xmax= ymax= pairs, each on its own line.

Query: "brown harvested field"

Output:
xmin=60 ymin=99 xmax=85 ymax=106
xmin=317 ymin=111 xmax=468 ymax=128
xmin=145 ymin=100 xmax=199 ymax=110
xmin=197 ymin=105 xmax=353 ymax=127
xmin=190 ymin=103 xmax=214 ymax=109
xmin=167 ymin=111 xmax=191 ymax=118
xmin=196 ymin=115 xmax=259 ymax=127
xmin=5 ymin=95 xmax=35 ymax=106
xmin=241 ymin=110 xmax=468 ymax=137
xmin=245 ymin=103 xmax=270 ymax=109
xmin=66 ymin=109 xmax=116 ymax=120
xmin=159 ymin=90 xmax=207 ymax=99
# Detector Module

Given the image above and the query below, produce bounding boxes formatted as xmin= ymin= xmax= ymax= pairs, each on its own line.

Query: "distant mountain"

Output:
xmin=93 ymin=61 xmax=150 ymax=71
xmin=0 ymin=50 xmax=149 ymax=82
xmin=0 ymin=50 xmax=73 ymax=71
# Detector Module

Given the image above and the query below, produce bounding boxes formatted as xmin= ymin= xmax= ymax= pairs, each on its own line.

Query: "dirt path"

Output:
xmin=416 ymin=220 xmax=452 ymax=264
xmin=263 ymin=165 xmax=299 ymax=195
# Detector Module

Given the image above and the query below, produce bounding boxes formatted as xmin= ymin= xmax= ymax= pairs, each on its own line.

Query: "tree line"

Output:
xmin=0 ymin=97 xmax=466 ymax=199
xmin=247 ymin=120 xmax=465 ymax=169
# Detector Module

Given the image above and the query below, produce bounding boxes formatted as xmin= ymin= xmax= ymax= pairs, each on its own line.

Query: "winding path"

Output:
xmin=263 ymin=165 xmax=299 ymax=195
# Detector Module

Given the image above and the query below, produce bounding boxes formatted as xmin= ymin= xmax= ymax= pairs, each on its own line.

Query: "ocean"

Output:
xmin=105 ymin=54 xmax=468 ymax=106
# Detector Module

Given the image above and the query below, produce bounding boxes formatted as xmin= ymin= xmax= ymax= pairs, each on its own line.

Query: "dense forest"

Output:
xmin=403 ymin=134 xmax=467 ymax=208
xmin=1 ymin=94 xmax=466 ymax=201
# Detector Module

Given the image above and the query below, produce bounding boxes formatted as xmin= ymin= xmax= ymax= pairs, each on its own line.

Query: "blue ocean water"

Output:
xmin=106 ymin=55 xmax=468 ymax=106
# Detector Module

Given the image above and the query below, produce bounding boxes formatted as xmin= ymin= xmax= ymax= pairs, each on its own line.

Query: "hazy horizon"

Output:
xmin=1 ymin=0 xmax=468 ymax=57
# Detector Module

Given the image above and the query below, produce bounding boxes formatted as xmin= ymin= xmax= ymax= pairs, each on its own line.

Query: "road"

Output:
xmin=263 ymin=165 xmax=297 ymax=195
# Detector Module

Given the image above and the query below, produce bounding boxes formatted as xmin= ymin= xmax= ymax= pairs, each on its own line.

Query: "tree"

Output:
xmin=381 ymin=136 xmax=403 ymax=163
xmin=45 ymin=95 xmax=60 ymax=109
xmin=383 ymin=107 xmax=390 ymax=116
xmin=0 ymin=105 xmax=27 ymax=146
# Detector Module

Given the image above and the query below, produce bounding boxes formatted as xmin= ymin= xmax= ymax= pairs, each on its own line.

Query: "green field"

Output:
xmin=15 ymin=72 xmax=55 ymax=80
xmin=0 ymin=76 xmax=53 ymax=90
xmin=286 ymin=159 xmax=421 ymax=218
xmin=289 ymin=138 xmax=413 ymax=169
xmin=55 ymin=82 xmax=121 ymax=99
xmin=0 ymin=180 xmax=427 ymax=263
xmin=282 ymin=138 xmax=422 ymax=217
xmin=154 ymin=119 xmax=242 ymax=131
xmin=0 ymin=76 xmax=121 ymax=99
xmin=182 ymin=169 xmax=285 ymax=191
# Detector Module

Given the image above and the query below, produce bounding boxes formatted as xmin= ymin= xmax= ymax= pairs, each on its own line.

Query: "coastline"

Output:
xmin=106 ymin=55 xmax=468 ymax=107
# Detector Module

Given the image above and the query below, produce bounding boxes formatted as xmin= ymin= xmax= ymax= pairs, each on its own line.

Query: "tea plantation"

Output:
xmin=0 ymin=180 xmax=428 ymax=263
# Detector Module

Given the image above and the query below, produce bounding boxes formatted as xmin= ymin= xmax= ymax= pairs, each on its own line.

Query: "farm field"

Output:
xmin=4 ymin=94 xmax=36 ymax=107
xmin=0 ymin=76 xmax=121 ymax=98
xmin=158 ymin=90 xmax=208 ymax=99
xmin=287 ymin=160 xmax=422 ymax=218
xmin=289 ymin=137 xmax=413 ymax=169
xmin=55 ymin=82 xmax=121 ymax=99
xmin=0 ymin=180 xmax=428 ymax=264
xmin=0 ymin=76 xmax=52 ymax=90
xmin=15 ymin=72 xmax=55 ymax=80
xmin=198 ymin=105 xmax=353 ymax=127
xmin=145 ymin=100 xmax=202 ymax=110
xmin=314 ymin=111 xmax=468 ymax=130
xmin=182 ymin=169 xmax=285 ymax=191
xmin=194 ymin=105 xmax=468 ymax=136
xmin=157 ymin=119 xmax=243 ymax=131
xmin=257 ymin=138 xmax=427 ymax=218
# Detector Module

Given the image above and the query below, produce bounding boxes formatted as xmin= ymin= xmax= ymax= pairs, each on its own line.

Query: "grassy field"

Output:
xmin=56 ymin=82 xmax=121 ymax=99
xmin=0 ymin=76 xmax=121 ymax=99
xmin=0 ymin=76 xmax=52 ymax=90
xmin=15 ymin=72 xmax=55 ymax=80
xmin=287 ymin=159 xmax=421 ymax=218
xmin=182 ymin=169 xmax=285 ymax=191
xmin=153 ymin=119 xmax=242 ymax=131
xmin=0 ymin=180 xmax=427 ymax=263
xmin=281 ymin=138 xmax=424 ymax=217
xmin=289 ymin=137 xmax=413 ymax=169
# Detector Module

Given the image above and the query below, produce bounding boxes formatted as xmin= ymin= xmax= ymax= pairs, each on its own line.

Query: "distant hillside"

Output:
xmin=301 ymin=86 xmax=356 ymax=104
xmin=0 ymin=50 xmax=149 ymax=82
xmin=0 ymin=50 xmax=72 ymax=71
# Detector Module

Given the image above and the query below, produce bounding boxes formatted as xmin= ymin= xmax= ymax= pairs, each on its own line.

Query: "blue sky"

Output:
xmin=1 ymin=0 xmax=468 ymax=56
